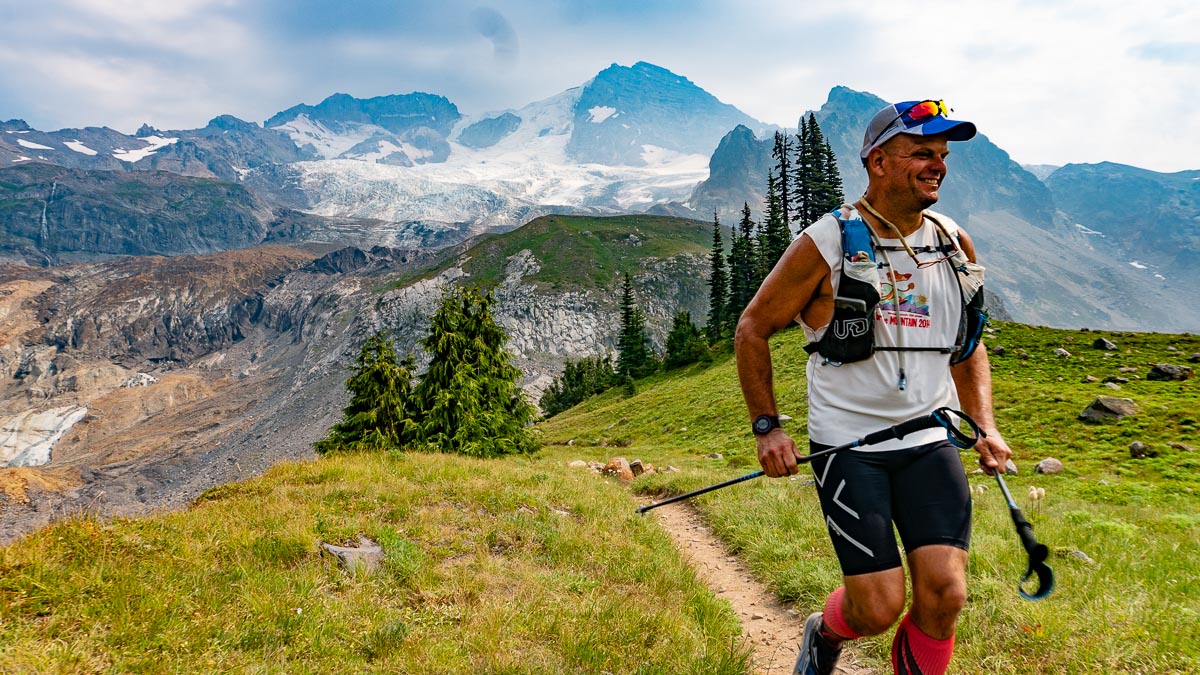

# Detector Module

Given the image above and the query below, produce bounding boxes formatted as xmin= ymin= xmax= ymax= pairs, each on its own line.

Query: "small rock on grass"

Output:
xmin=1035 ymin=458 xmax=1064 ymax=474
xmin=322 ymin=537 xmax=383 ymax=574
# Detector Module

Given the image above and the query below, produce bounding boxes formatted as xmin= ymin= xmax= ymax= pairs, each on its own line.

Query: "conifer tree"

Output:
xmin=413 ymin=285 xmax=536 ymax=458
xmin=540 ymin=354 xmax=617 ymax=418
xmin=814 ymin=129 xmax=845 ymax=215
xmin=664 ymin=311 xmax=710 ymax=370
xmin=771 ymin=131 xmax=793 ymax=225
xmin=705 ymin=211 xmax=729 ymax=344
xmin=762 ymin=168 xmax=791 ymax=273
xmin=792 ymin=115 xmax=815 ymax=227
xmin=725 ymin=202 xmax=758 ymax=332
xmin=315 ymin=331 xmax=418 ymax=454
xmin=793 ymin=113 xmax=843 ymax=226
xmin=616 ymin=273 xmax=655 ymax=378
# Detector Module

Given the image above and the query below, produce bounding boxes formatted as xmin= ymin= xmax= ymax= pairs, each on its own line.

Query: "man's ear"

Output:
xmin=865 ymin=148 xmax=887 ymax=178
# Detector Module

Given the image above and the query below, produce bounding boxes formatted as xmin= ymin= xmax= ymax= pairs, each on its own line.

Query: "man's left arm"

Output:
xmin=950 ymin=226 xmax=1012 ymax=474
xmin=951 ymin=346 xmax=1011 ymax=474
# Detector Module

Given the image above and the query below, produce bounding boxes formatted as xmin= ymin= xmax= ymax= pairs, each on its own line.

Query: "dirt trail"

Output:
xmin=649 ymin=501 xmax=878 ymax=675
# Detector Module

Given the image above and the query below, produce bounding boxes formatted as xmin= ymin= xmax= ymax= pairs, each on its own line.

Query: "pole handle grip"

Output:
xmin=861 ymin=414 xmax=941 ymax=446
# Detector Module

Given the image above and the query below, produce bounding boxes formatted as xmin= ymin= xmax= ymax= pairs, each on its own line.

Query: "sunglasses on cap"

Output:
xmin=866 ymin=99 xmax=952 ymax=151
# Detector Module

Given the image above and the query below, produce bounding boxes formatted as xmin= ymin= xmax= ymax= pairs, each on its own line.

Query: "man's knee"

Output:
xmin=843 ymin=573 xmax=906 ymax=636
xmin=909 ymin=547 xmax=968 ymax=621
xmin=917 ymin=575 xmax=967 ymax=615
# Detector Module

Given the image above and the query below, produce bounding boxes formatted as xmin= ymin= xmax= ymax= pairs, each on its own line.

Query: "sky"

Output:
xmin=1 ymin=0 xmax=1197 ymax=173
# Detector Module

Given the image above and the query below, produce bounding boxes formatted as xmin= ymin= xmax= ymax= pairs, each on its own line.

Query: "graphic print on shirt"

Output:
xmin=877 ymin=270 xmax=932 ymax=329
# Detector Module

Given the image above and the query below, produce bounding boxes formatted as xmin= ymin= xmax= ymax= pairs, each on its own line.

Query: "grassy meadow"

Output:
xmin=1 ymin=321 xmax=1197 ymax=673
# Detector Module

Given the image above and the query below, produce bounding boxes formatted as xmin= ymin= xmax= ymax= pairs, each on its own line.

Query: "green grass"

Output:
xmin=541 ymin=322 xmax=1200 ymax=673
xmin=2 ymin=321 xmax=1196 ymax=673
xmin=0 ymin=453 xmax=748 ymax=673
xmin=458 ymin=214 xmax=712 ymax=290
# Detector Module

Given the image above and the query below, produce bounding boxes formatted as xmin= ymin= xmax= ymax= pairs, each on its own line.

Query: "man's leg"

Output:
xmin=891 ymin=533 xmax=969 ymax=673
xmin=796 ymin=447 xmax=908 ymax=674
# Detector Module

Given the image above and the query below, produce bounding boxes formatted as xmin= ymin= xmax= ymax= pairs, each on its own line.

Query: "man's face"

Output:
xmin=874 ymin=134 xmax=951 ymax=209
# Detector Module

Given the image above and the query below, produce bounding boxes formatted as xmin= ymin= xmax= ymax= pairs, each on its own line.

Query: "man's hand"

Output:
xmin=756 ymin=429 xmax=804 ymax=477
xmin=974 ymin=429 xmax=1013 ymax=476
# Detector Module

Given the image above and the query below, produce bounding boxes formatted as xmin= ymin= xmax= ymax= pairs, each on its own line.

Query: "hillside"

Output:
xmin=0 ymin=214 xmax=717 ymax=540
xmin=1 ymin=322 xmax=1196 ymax=672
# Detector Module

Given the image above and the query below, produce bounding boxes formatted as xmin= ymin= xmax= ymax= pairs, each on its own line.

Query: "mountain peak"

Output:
xmin=206 ymin=115 xmax=259 ymax=132
xmin=566 ymin=61 xmax=763 ymax=166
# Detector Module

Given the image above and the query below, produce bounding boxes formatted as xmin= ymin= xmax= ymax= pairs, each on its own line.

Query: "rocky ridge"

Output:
xmin=0 ymin=217 xmax=712 ymax=541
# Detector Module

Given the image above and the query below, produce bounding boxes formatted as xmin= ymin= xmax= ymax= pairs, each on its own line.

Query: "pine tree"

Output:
xmin=315 ymin=331 xmax=418 ymax=454
xmin=771 ymin=131 xmax=792 ymax=225
xmin=814 ymin=130 xmax=845 ymax=215
xmin=664 ymin=311 xmax=710 ymax=370
xmin=792 ymin=115 xmax=815 ymax=226
xmin=412 ymin=285 xmax=536 ymax=458
xmin=793 ymin=113 xmax=842 ymax=227
xmin=725 ymin=202 xmax=758 ymax=332
xmin=762 ymin=168 xmax=791 ymax=273
xmin=616 ymin=273 xmax=655 ymax=379
xmin=705 ymin=211 xmax=729 ymax=344
xmin=540 ymin=354 xmax=618 ymax=418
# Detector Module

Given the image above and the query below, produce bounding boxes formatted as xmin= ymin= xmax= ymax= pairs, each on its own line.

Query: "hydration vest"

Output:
xmin=804 ymin=210 xmax=988 ymax=366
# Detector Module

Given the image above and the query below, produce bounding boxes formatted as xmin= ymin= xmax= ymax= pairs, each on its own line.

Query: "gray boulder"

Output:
xmin=1079 ymin=396 xmax=1137 ymax=422
xmin=1035 ymin=458 xmax=1064 ymax=474
xmin=1147 ymin=364 xmax=1192 ymax=381
xmin=322 ymin=536 xmax=384 ymax=574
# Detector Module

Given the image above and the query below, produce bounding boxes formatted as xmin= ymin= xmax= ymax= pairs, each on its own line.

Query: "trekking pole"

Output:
xmin=637 ymin=407 xmax=981 ymax=514
xmin=992 ymin=471 xmax=1055 ymax=600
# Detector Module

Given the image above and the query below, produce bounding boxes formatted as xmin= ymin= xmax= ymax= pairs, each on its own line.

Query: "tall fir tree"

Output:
xmin=616 ymin=273 xmax=655 ymax=378
xmin=793 ymin=113 xmax=842 ymax=227
xmin=725 ymin=202 xmax=759 ymax=332
xmin=771 ymin=131 xmax=793 ymax=225
xmin=663 ymin=311 xmax=710 ymax=370
xmin=412 ymin=285 xmax=536 ymax=458
xmin=315 ymin=331 xmax=418 ymax=454
xmin=762 ymin=168 xmax=791 ymax=273
xmin=814 ymin=125 xmax=845 ymax=216
xmin=791 ymin=115 xmax=815 ymax=227
xmin=705 ymin=211 xmax=729 ymax=344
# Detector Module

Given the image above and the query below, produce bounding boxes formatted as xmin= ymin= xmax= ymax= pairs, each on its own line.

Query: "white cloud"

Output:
xmin=0 ymin=0 xmax=1196 ymax=171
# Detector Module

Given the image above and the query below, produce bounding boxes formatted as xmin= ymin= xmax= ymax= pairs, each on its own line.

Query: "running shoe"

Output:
xmin=792 ymin=611 xmax=842 ymax=675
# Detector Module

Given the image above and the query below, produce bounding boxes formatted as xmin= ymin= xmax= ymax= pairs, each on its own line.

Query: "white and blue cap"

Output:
xmin=860 ymin=100 xmax=976 ymax=163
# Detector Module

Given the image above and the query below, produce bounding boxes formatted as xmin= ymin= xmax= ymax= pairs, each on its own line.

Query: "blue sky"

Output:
xmin=1 ymin=0 xmax=1197 ymax=172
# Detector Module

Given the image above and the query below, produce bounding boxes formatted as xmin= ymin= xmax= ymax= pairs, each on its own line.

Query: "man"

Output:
xmin=734 ymin=100 xmax=1012 ymax=675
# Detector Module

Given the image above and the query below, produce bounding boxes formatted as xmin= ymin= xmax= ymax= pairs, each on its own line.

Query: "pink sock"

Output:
xmin=891 ymin=613 xmax=955 ymax=675
xmin=821 ymin=586 xmax=862 ymax=643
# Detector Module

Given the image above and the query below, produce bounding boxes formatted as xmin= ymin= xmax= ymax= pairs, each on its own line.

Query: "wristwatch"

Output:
xmin=752 ymin=414 xmax=781 ymax=435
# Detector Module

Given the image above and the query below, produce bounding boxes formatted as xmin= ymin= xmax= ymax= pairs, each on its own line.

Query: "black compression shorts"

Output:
xmin=809 ymin=439 xmax=972 ymax=576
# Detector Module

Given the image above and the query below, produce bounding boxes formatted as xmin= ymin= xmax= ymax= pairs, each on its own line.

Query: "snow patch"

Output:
xmin=587 ymin=106 xmax=617 ymax=123
xmin=1155 ymin=274 xmax=1166 ymax=279
xmin=0 ymin=406 xmax=89 ymax=468
xmin=17 ymin=139 xmax=53 ymax=151
xmin=1074 ymin=223 xmax=1104 ymax=236
xmin=113 ymin=135 xmax=178 ymax=162
xmin=1129 ymin=261 xmax=1148 ymax=269
xmin=12 ymin=156 xmax=31 ymax=163
xmin=64 ymin=139 xmax=98 ymax=156
xmin=272 ymin=113 xmax=384 ymax=160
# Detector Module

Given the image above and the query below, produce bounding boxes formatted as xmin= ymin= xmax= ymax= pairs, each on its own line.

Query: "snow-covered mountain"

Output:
xmin=247 ymin=69 xmax=737 ymax=238
xmin=2 ymin=62 xmax=768 ymax=243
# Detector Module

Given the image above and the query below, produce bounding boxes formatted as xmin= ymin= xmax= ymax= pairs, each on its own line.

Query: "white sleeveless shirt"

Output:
xmin=798 ymin=208 xmax=964 ymax=451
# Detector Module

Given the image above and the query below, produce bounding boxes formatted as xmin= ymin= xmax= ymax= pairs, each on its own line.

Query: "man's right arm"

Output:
xmin=734 ymin=233 xmax=831 ymax=477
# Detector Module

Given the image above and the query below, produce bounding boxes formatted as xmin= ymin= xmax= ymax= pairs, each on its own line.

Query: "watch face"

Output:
xmin=754 ymin=416 xmax=773 ymax=434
